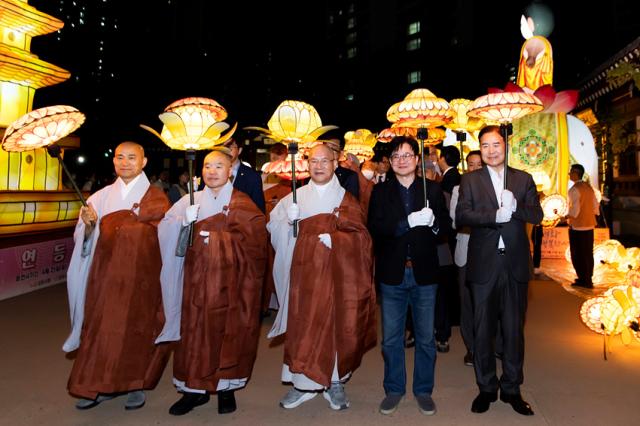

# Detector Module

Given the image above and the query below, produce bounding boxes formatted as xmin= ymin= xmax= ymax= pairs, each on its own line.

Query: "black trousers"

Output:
xmin=531 ymin=225 xmax=543 ymax=269
xmin=458 ymin=264 xmax=474 ymax=353
xmin=569 ymin=228 xmax=594 ymax=285
xmin=471 ymin=255 xmax=528 ymax=395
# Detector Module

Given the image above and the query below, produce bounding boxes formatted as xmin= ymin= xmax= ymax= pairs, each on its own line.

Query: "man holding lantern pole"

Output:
xmin=456 ymin=125 xmax=542 ymax=416
xmin=157 ymin=148 xmax=268 ymax=416
xmin=267 ymin=143 xmax=376 ymax=411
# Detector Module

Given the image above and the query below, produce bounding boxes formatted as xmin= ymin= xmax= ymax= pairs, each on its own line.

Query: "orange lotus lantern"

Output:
xmin=246 ymin=100 xmax=337 ymax=236
xmin=468 ymin=87 xmax=543 ymax=189
xmin=377 ymin=125 xmax=417 ymax=143
xmin=1 ymin=105 xmax=86 ymax=205
xmin=540 ymin=193 xmax=568 ymax=228
xmin=344 ymin=129 xmax=377 ymax=162
xmin=387 ymin=88 xmax=453 ymax=207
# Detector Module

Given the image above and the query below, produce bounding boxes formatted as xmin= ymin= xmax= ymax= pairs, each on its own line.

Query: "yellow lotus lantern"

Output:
xmin=344 ymin=129 xmax=377 ymax=162
xmin=246 ymin=100 xmax=337 ymax=236
xmin=593 ymin=240 xmax=625 ymax=268
xmin=141 ymin=97 xmax=236 ymax=151
xmin=141 ymin=97 xmax=236 ymax=246
xmin=540 ymin=193 xmax=567 ymax=228
xmin=445 ymin=99 xmax=485 ymax=171
xmin=580 ymin=286 xmax=640 ymax=358
xmin=2 ymin=105 xmax=87 ymax=205
xmin=418 ymin=127 xmax=446 ymax=147
xmin=618 ymin=247 xmax=640 ymax=273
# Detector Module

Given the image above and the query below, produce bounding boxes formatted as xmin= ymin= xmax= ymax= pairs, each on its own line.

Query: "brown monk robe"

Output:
xmin=173 ymin=191 xmax=268 ymax=392
xmin=68 ymin=186 xmax=170 ymax=399
xmin=284 ymin=194 xmax=377 ymax=387
xmin=356 ymin=172 xmax=374 ymax=220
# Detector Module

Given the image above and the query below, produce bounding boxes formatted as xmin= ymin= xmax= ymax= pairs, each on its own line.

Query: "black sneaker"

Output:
xmin=436 ymin=340 xmax=450 ymax=353
xmin=464 ymin=351 xmax=473 ymax=366
xmin=169 ymin=392 xmax=210 ymax=416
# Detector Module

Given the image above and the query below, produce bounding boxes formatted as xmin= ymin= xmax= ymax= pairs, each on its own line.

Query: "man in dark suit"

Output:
xmin=434 ymin=145 xmax=462 ymax=353
xmin=456 ymin=126 xmax=542 ymax=416
xmin=224 ymin=138 xmax=266 ymax=213
xmin=326 ymin=139 xmax=360 ymax=200
xmin=368 ymin=136 xmax=449 ymax=416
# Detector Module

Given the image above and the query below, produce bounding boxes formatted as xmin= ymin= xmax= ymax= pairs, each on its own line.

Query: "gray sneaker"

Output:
xmin=124 ymin=390 xmax=146 ymax=410
xmin=415 ymin=394 xmax=436 ymax=415
xmin=75 ymin=394 xmax=115 ymax=410
xmin=279 ymin=388 xmax=317 ymax=409
xmin=379 ymin=394 xmax=403 ymax=415
xmin=323 ymin=383 xmax=350 ymax=410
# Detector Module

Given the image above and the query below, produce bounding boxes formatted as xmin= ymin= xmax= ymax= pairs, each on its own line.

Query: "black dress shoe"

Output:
xmin=218 ymin=390 xmax=237 ymax=414
xmin=169 ymin=392 xmax=210 ymax=416
xmin=500 ymin=392 xmax=534 ymax=416
xmin=471 ymin=391 xmax=497 ymax=413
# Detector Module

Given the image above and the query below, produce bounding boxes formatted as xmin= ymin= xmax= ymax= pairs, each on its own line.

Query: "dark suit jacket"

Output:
xmin=233 ymin=163 xmax=266 ymax=213
xmin=335 ymin=166 xmax=360 ymax=200
xmin=368 ymin=177 xmax=450 ymax=286
xmin=455 ymin=166 xmax=543 ymax=284
xmin=440 ymin=167 xmax=461 ymax=195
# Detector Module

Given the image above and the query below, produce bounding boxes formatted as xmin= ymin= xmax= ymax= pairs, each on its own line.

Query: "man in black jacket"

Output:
xmin=456 ymin=126 xmax=542 ymax=416
xmin=224 ymin=138 xmax=266 ymax=213
xmin=368 ymin=136 xmax=449 ymax=416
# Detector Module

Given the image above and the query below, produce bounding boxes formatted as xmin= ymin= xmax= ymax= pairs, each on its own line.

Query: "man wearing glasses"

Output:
xmin=368 ymin=136 xmax=449 ymax=416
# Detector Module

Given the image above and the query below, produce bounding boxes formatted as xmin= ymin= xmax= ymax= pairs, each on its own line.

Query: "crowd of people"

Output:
xmin=65 ymin=128 xmax=602 ymax=419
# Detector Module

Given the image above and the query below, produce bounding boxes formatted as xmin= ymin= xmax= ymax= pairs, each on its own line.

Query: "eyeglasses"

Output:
xmin=390 ymin=153 xmax=415 ymax=163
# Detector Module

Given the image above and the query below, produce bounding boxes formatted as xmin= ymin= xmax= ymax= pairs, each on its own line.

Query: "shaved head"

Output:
xmin=204 ymin=148 xmax=233 ymax=165
xmin=113 ymin=141 xmax=147 ymax=183
xmin=115 ymin=141 xmax=145 ymax=157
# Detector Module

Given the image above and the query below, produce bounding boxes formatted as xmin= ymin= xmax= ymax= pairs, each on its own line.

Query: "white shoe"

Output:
xmin=323 ymin=383 xmax=350 ymax=410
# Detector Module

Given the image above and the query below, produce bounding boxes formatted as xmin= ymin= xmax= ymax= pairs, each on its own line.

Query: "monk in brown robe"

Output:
xmin=268 ymin=143 xmax=377 ymax=411
xmin=157 ymin=149 xmax=267 ymax=416
xmin=64 ymin=142 xmax=170 ymax=410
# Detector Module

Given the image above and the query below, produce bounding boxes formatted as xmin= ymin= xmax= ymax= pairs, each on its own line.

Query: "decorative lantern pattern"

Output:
xmin=540 ymin=193 xmax=568 ymax=228
xmin=386 ymin=88 xmax=453 ymax=128
xmin=468 ymin=91 xmax=544 ymax=123
xmin=344 ymin=129 xmax=376 ymax=162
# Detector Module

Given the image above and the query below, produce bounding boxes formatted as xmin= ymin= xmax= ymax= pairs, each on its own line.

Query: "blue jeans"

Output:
xmin=380 ymin=268 xmax=438 ymax=396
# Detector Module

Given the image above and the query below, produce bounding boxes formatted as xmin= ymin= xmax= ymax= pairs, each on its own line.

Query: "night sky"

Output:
xmin=25 ymin=0 xmax=639 ymax=175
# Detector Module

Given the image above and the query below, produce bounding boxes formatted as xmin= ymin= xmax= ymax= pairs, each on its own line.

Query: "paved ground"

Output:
xmin=1 ymin=266 xmax=639 ymax=425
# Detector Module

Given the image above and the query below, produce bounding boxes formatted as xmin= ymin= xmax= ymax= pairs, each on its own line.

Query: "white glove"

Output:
xmin=501 ymin=190 xmax=517 ymax=212
xmin=287 ymin=203 xmax=300 ymax=223
xmin=496 ymin=207 xmax=513 ymax=223
xmin=183 ymin=204 xmax=200 ymax=226
xmin=318 ymin=233 xmax=332 ymax=249
xmin=423 ymin=207 xmax=435 ymax=227
xmin=408 ymin=209 xmax=429 ymax=228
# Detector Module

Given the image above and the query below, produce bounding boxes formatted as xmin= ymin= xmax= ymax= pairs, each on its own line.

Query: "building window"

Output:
xmin=408 ymin=21 xmax=421 ymax=36
xmin=407 ymin=37 xmax=421 ymax=51
xmin=347 ymin=47 xmax=357 ymax=58
xmin=408 ymin=70 xmax=421 ymax=84
xmin=348 ymin=3 xmax=355 ymax=13
xmin=347 ymin=17 xmax=356 ymax=29
xmin=346 ymin=94 xmax=354 ymax=101
xmin=346 ymin=32 xmax=357 ymax=44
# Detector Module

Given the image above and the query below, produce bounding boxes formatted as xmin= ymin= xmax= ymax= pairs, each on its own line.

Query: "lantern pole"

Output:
xmin=288 ymin=141 xmax=299 ymax=237
xmin=500 ymin=122 xmax=513 ymax=191
xmin=416 ymin=126 xmax=429 ymax=208
xmin=46 ymin=144 xmax=88 ymax=207
xmin=186 ymin=148 xmax=196 ymax=246
xmin=456 ymin=131 xmax=466 ymax=172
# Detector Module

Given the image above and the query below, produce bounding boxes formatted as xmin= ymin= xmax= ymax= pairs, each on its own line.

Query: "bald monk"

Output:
xmin=268 ymin=143 xmax=377 ymax=411
xmin=157 ymin=149 xmax=268 ymax=416
xmin=64 ymin=142 xmax=170 ymax=410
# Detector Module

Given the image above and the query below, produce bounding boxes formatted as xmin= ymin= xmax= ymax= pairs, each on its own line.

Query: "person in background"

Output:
xmin=224 ymin=137 xmax=266 ymax=213
xmin=168 ymin=170 xmax=190 ymax=205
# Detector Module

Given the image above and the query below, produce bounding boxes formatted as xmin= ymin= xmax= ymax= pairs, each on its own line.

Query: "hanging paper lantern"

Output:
xmin=386 ymin=88 xmax=453 ymax=128
xmin=580 ymin=296 xmax=606 ymax=334
xmin=419 ymin=127 xmax=446 ymax=147
xmin=1 ymin=105 xmax=85 ymax=152
xmin=377 ymin=126 xmax=416 ymax=143
xmin=468 ymin=91 xmax=543 ymax=123
xmin=262 ymin=156 xmax=309 ymax=181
